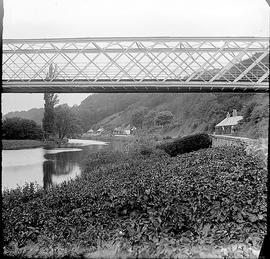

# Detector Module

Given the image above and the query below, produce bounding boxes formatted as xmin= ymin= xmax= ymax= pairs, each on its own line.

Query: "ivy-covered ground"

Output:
xmin=2 ymin=146 xmax=267 ymax=258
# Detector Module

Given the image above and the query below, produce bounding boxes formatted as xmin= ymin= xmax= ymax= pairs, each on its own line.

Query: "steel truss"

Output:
xmin=2 ymin=37 xmax=269 ymax=93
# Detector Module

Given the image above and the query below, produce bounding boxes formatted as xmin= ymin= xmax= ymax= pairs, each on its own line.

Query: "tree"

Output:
xmin=55 ymin=105 xmax=82 ymax=139
xmin=2 ymin=117 xmax=43 ymax=139
xmin=130 ymin=107 xmax=148 ymax=128
xmin=42 ymin=63 xmax=59 ymax=139
xmin=155 ymin=111 xmax=174 ymax=126
xmin=143 ymin=110 xmax=159 ymax=128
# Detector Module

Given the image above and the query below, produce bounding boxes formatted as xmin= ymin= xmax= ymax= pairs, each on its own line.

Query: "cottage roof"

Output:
xmin=215 ymin=116 xmax=243 ymax=127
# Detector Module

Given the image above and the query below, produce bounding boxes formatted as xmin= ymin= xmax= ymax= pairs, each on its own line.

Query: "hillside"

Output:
xmin=87 ymin=93 xmax=269 ymax=138
xmin=3 ymin=108 xmax=44 ymax=125
xmin=3 ymin=93 xmax=269 ymax=139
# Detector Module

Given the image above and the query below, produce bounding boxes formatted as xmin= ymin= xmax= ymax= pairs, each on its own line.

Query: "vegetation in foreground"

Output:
xmin=2 ymin=144 xmax=267 ymax=258
xmin=2 ymin=139 xmax=45 ymax=150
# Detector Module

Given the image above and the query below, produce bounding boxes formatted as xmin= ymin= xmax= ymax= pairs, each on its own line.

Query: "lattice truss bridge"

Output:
xmin=2 ymin=37 xmax=269 ymax=92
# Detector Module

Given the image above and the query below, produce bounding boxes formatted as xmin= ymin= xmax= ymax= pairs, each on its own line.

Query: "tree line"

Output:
xmin=2 ymin=101 xmax=82 ymax=141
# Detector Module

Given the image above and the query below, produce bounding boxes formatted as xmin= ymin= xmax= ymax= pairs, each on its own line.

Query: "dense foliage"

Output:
xmin=158 ymin=133 xmax=212 ymax=157
xmin=42 ymin=92 xmax=59 ymax=138
xmin=155 ymin=111 xmax=174 ymax=126
xmin=2 ymin=117 xmax=43 ymax=140
xmin=54 ymin=104 xmax=82 ymax=139
xmin=42 ymin=64 xmax=59 ymax=139
xmin=3 ymin=146 xmax=266 ymax=256
xmin=130 ymin=107 xmax=149 ymax=128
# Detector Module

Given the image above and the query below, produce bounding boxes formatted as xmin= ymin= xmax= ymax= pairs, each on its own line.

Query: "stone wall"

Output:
xmin=211 ymin=134 xmax=254 ymax=148
xmin=211 ymin=135 xmax=268 ymax=169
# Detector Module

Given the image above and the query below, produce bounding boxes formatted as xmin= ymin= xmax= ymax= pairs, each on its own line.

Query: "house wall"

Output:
xmin=124 ymin=130 xmax=131 ymax=135
xmin=215 ymin=126 xmax=232 ymax=135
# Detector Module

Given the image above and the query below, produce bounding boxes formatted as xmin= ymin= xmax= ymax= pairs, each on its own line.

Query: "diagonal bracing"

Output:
xmin=2 ymin=37 xmax=269 ymax=92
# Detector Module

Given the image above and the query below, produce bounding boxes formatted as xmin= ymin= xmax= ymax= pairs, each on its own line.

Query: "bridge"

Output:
xmin=2 ymin=37 xmax=269 ymax=93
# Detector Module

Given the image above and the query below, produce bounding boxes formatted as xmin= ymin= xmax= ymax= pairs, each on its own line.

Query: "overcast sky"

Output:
xmin=2 ymin=0 xmax=269 ymax=114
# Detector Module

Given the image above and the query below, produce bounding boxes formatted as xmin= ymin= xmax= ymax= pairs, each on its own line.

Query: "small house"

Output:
xmin=123 ymin=125 xmax=132 ymax=135
xmin=96 ymin=128 xmax=105 ymax=135
xmin=113 ymin=127 xmax=123 ymax=135
xmin=215 ymin=109 xmax=243 ymax=135
xmin=82 ymin=129 xmax=95 ymax=137
xmin=87 ymin=129 xmax=94 ymax=134
xmin=130 ymin=126 xmax=136 ymax=134
xmin=113 ymin=125 xmax=135 ymax=135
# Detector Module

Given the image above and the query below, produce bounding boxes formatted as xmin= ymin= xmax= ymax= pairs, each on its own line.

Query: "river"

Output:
xmin=2 ymin=138 xmax=126 ymax=191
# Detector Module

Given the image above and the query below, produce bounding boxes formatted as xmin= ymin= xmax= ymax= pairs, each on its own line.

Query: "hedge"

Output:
xmin=158 ymin=133 xmax=212 ymax=157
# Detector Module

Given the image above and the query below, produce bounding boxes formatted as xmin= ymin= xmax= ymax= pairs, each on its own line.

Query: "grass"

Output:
xmin=2 ymin=139 xmax=44 ymax=150
xmin=81 ymin=134 xmax=135 ymax=142
xmin=2 ymin=145 xmax=267 ymax=258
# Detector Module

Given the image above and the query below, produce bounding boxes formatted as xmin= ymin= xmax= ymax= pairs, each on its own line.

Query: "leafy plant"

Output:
xmin=2 ymin=146 xmax=267 ymax=257
xmin=158 ymin=133 xmax=212 ymax=157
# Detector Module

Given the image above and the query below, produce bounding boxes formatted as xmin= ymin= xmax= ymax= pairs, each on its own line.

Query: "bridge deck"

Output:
xmin=2 ymin=37 xmax=269 ymax=93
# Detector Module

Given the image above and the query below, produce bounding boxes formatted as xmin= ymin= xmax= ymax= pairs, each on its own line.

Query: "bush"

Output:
xmin=2 ymin=117 xmax=43 ymax=140
xmin=158 ymin=133 xmax=212 ymax=157
xmin=124 ymin=135 xmax=167 ymax=158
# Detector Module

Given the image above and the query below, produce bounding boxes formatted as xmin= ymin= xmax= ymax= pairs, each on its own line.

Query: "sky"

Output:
xmin=2 ymin=0 xmax=270 ymax=114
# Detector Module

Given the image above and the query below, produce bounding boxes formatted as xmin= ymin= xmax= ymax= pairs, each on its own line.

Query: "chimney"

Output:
xmin=226 ymin=112 xmax=230 ymax=118
xmin=232 ymin=109 xmax=237 ymax=117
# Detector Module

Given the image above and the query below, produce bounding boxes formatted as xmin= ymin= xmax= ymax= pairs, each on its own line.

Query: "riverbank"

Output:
xmin=2 ymin=145 xmax=266 ymax=258
xmin=81 ymin=134 xmax=135 ymax=142
xmin=2 ymin=139 xmax=87 ymax=150
xmin=2 ymin=139 xmax=45 ymax=150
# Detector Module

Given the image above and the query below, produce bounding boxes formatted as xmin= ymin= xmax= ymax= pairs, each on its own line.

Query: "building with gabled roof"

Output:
xmin=215 ymin=109 xmax=243 ymax=135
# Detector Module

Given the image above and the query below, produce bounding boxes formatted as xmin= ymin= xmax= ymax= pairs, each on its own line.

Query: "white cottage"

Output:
xmin=215 ymin=109 xmax=243 ymax=135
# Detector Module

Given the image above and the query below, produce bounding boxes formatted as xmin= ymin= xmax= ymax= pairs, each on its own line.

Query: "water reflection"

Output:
xmin=2 ymin=138 xmax=128 ymax=191
xmin=42 ymin=149 xmax=84 ymax=189
xmin=2 ymin=139 xmax=109 ymax=190
xmin=43 ymin=160 xmax=54 ymax=189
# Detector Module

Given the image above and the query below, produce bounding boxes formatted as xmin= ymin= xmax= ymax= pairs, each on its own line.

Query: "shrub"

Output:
xmin=2 ymin=117 xmax=43 ymax=140
xmin=155 ymin=111 xmax=174 ymax=126
xmin=124 ymin=134 xmax=168 ymax=158
xmin=158 ymin=133 xmax=212 ymax=157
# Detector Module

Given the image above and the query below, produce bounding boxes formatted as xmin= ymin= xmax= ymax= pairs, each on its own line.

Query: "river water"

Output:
xmin=2 ymin=138 xmax=126 ymax=191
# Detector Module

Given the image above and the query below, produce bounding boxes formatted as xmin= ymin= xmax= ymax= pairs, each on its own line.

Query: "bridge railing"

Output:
xmin=2 ymin=37 xmax=269 ymax=92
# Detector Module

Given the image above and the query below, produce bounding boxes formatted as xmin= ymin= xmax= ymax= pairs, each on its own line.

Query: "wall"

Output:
xmin=211 ymin=135 xmax=268 ymax=170
xmin=211 ymin=134 xmax=254 ymax=148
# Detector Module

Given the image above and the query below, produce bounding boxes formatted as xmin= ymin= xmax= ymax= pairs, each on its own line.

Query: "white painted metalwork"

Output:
xmin=2 ymin=37 xmax=269 ymax=92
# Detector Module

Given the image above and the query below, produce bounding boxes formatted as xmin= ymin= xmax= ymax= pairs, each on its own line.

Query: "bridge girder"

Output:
xmin=2 ymin=37 xmax=269 ymax=93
